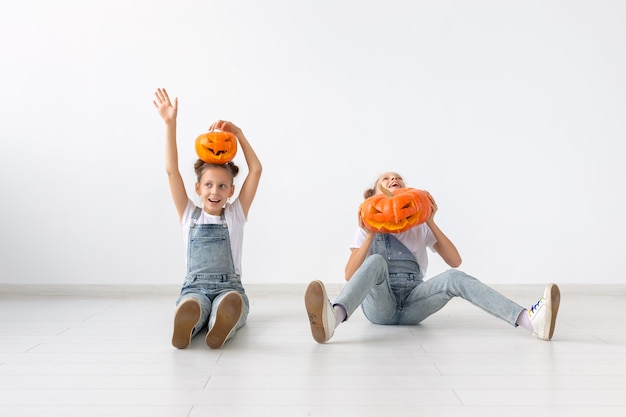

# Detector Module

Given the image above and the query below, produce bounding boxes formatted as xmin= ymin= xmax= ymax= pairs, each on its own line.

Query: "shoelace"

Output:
xmin=529 ymin=297 xmax=545 ymax=316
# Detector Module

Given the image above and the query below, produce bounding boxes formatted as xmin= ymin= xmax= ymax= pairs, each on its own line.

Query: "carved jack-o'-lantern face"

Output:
xmin=195 ymin=131 xmax=238 ymax=164
xmin=359 ymin=185 xmax=432 ymax=234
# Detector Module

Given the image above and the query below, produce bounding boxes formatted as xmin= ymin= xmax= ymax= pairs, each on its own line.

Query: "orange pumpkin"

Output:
xmin=359 ymin=185 xmax=432 ymax=234
xmin=195 ymin=131 xmax=238 ymax=164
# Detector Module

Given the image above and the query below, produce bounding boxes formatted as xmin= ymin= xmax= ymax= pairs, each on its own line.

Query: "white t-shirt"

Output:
xmin=180 ymin=199 xmax=247 ymax=276
xmin=350 ymin=225 xmax=437 ymax=277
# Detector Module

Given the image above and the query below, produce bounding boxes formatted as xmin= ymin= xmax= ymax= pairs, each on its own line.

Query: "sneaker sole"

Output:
xmin=172 ymin=298 xmax=201 ymax=349
xmin=304 ymin=280 xmax=331 ymax=343
xmin=545 ymin=283 xmax=561 ymax=341
xmin=206 ymin=292 xmax=243 ymax=349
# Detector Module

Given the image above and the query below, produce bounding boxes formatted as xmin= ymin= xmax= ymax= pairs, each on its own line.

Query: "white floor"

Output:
xmin=1 ymin=283 xmax=625 ymax=417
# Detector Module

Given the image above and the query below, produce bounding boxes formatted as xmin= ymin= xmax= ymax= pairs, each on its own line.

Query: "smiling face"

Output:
xmin=375 ymin=172 xmax=406 ymax=194
xmin=195 ymin=166 xmax=235 ymax=215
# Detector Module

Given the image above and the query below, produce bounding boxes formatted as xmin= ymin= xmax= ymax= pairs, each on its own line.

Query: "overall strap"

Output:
xmin=386 ymin=234 xmax=415 ymax=259
xmin=191 ymin=206 xmax=202 ymax=225
xmin=371 ymin=233 xmax=414 ymax=258
xmin=372 ymin=233 xmax=421 ymax=277
xmin=191 ymin=206 xmax=227 ymax=227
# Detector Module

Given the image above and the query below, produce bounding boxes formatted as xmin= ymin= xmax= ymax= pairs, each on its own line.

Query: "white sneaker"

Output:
xmin=304 ymin=280 xmax=336 ymax=344
xmin=528 ymin=283 xmax=561 ymax=341
xmin=206 ymin=291 xmax=244 ymax=349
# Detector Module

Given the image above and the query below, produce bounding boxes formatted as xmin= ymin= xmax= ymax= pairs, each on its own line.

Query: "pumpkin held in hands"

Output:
xmin=195 ymin=131 xmax=238 ymax=164
xmin=359 ymin=185 xmax=433 ymax=234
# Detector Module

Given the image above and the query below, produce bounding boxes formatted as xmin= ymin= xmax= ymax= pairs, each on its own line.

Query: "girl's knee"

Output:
xmin=365 ymin=254 xmax=386 ymax=267
xmin=366 ymin=254 xmax=388 ymax=273
xmin=354 ymin=254 xmax=389 ymax=284
xmin=445 ymin=269 xmax=475 ymax=282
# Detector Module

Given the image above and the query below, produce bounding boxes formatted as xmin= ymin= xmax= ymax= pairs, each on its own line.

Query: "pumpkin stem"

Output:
xmin=378 ymin=183 xmax=393 ymax=198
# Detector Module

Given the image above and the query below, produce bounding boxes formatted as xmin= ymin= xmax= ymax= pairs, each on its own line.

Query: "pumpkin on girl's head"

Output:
xmin=359 ymin=185 xmax=432 ymax=234
xmin=195 ymin=131 xmax=238 ymax=164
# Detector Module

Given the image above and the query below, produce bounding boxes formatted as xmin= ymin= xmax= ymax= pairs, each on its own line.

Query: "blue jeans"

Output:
xmin=178 ymin=275 xmax=249 ymax=337
xmin=334 ymin=236 xmax=524 ymax=326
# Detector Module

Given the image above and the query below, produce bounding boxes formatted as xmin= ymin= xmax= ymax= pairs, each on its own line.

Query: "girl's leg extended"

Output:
xmin=399 ymin=269 xmax=524 ymax=326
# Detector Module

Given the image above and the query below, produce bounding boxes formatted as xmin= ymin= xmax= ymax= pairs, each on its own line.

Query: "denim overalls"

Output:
xmin=176 ymin=207 xmax=249 ymax=339
xmin=335 ymin=233 xmax=524 ymax=326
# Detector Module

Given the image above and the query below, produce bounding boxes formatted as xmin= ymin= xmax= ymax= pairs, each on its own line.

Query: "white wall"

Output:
xmin=1 ymin=0 xmax=625 ymax=286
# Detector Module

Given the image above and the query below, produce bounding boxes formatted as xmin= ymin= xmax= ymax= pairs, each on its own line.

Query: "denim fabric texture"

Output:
xmin=334 ymin=234 xmax=524 ymax=326
xmin=176 ymin=207 xmax=249 ymax=339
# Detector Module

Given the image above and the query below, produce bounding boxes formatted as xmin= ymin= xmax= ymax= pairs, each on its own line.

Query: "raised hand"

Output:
xmin=153 ymin=88 xmax=178 ymax=124
xmin=208 ymin=120 xmax=242 ymax=137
